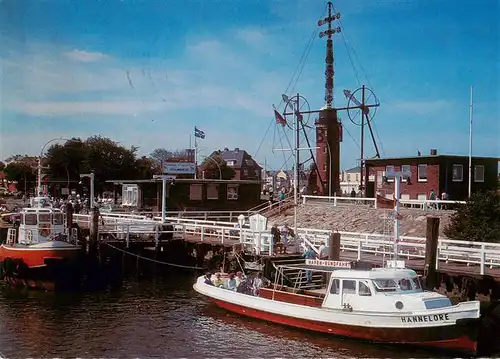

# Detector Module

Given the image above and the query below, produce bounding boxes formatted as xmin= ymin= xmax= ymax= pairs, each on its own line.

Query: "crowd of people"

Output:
xmin=204 ymin=271 xmax=270 ymax=296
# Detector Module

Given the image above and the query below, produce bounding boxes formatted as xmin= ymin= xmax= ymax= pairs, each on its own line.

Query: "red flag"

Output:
xmin=274 ymin=109 xmax=286 ymax=127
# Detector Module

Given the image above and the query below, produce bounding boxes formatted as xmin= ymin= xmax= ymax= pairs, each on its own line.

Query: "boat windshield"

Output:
xmin=373 ymin=277 xmax=423 ymax=292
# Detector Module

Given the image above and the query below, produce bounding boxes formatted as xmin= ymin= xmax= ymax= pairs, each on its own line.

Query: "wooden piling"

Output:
xmin=89 ymin=209 xmax=99 ymax=259
xmin=328 ymin=232 xmax=341 ymax=260
xmin=424 ymin=217 xmax=440 ymax=290
xmin=66 ymin=202 xmax=73 ymax=229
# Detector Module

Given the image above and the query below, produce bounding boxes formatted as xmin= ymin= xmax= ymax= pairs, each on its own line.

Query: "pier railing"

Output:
xmin=301 ymin=195 xmax=466 ymax=211
xmin=72 ymin=212 xmax=500 ymax=275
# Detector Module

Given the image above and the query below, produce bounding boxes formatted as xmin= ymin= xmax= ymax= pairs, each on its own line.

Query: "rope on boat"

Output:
xmin=106 ymin=243 xmax=204 ymax=270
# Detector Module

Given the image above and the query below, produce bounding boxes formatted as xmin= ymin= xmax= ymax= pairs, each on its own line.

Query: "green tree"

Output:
xmin=3 ymin=161 xmax=36 ymax=192
xmin=0 ymin=161 xmax=5 ymax=171
xmin=149 ymin=148 xmax=193 ymax=174
xmin=45 ymin=135 xmax=151 ymax=192
xmin=200 ymin=153 xmax=235 ymax=180
xmin=444 ymin=190 xmax=500 ymax=243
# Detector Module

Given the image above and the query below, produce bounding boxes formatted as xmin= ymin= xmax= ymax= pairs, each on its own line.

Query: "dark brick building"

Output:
xmin=107 ymin=178 xmax=264 ymax=211
xmin=365 ymin=151 xmax=499 ymax=201
xmin=204 ymin=148 xmax=262 ymax=181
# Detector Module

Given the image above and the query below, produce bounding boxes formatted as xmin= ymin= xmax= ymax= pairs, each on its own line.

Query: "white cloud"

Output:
xmin=63 ymin=49 xmax=108 ymax=62
xmin=9 ymin=100 xmax=165 ymax=117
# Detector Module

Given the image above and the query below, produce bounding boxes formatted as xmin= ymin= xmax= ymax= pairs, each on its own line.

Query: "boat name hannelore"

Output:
xmin=401 ymin=314 xmax=450 ymax=323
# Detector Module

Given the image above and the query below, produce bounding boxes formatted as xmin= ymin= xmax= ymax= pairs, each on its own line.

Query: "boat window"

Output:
xmin=358 ymin=281 xmax=372 ymax=296
xmin=373 ymin=279 xmax=398 ymax=292
xmin=398 ymin=278 xmax=412 ymax=291
xmin=53 ymin=213 xmax=64 ymax=225
xmin=412 ymin=277 xmax=423 ymax=291
xmin=25 ymin=214 xmax=37 ymax=225
xmin=20 ymin=213 xmax=24 ymax=225
xmin=342 ymin=280 xmax=356 ymax=294
xmin=330 ymin=279 xmax=340 ymax=294
xmin=39 ymin=214 xmax=51 ymax=223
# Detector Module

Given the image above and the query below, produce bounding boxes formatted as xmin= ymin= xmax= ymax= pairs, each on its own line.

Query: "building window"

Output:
xmin=189 ymin=184 xmax=203 ymax=201
xmin=355 ymin=173 xmax=359 ymax=182
xmin=474 ymin=165 xmax=485 ymax=182
xmin=452 ymin=164 xmax=463 ymax=182
xmin=227 ymin=185 xmax=239 ymax=200
xmin=417 ymin=164 xmax=427 ymax=182
xmin=323 ymin=146 xmax=328 ymax=154
xmin=417 ymin=193 xmax=427 ymax=200
xmin=386 ymin=165 xmax=394 ymax=182
xmin=323 ymin=163 xmax=327 ymax=172
xmin=401 ymin=165 xmax=411 ymax=181
xmin=243 ymin=169 xmax=249 ymax=177
xmin=206 ymin=184 xmax=219 ymax=200
xmin=226 ymin=160 xmax=235 ymax=167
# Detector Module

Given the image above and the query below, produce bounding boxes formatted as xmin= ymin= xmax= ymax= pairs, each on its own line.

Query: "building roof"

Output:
xmin=211 ymin=148 xmax=262 ymax=170
xmin=344 ymin=166 xmax=361 ymax=173
xmin=106 ymin=178 xmax=262 ymax=185
xmin=365 ymin=154 xmax=500 ymax=163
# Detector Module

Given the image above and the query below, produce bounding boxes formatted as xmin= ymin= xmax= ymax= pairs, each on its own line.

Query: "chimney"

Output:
xmin=430 ymin=149 xmax=437 ymax=156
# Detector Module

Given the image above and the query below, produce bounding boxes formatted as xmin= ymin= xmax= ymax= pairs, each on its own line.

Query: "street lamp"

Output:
xmin=237 ymin=214 xmax=245 ymax=243
xmin=80 ymin=172 xmax=95 ymax=210
xmin=37 ymin=137 xmax=69 ymax=196
xmin=199 ymin=154 xmax=222 ymax=180
xmin=385 ymin=169 xmax=411 ymax=261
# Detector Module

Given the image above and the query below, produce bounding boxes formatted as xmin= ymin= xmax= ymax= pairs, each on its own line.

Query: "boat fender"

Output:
xmin=26 ymin=230 xmax=34 ymax=245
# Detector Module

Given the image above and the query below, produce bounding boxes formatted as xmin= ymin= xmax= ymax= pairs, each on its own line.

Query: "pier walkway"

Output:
xmin=72 ymin=211 xmax=500 ymax=279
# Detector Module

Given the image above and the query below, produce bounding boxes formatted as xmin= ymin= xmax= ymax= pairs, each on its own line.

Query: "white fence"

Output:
xmin=72 ymin=212 xmax=500 ymax=276
xmin=302 ymin=195 xmax=466 ymax=211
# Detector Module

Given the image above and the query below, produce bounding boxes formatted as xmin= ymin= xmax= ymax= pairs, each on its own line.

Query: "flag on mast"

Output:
xmin=273 ymin=109 xmax=286 ymax=127
xmin=194 ymin=127 xmax=205 ymax=139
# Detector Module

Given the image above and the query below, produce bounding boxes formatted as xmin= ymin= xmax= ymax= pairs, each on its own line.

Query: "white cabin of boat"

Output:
xmin=16 ymin=197 xmax=65 ymax=245
xmin=265 ymin=260 xmax=454 ymax=313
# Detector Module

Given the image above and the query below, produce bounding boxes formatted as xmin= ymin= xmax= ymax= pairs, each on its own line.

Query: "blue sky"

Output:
xmin=1 ymin=0 xmax=499 ymax=171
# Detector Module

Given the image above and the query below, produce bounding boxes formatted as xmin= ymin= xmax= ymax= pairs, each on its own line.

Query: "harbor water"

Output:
xmin=0 ymin=273 xmax=453 ymax=358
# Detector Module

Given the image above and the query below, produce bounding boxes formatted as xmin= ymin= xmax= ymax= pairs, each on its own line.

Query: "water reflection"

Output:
xmin=0 ymin=276 xmax=453 ymax=358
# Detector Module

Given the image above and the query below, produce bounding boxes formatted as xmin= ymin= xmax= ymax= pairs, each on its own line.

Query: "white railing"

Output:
xmin=302 ymin=195 xmax=377 ymax=208
xmin=71 ymin=212 xmax=500 ymax=275
xmin=301 ymin=195 xmax=466 ymax=211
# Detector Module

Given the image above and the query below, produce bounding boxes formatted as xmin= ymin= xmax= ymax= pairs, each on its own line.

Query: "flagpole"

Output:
xmin=468 ymin=85 xmax=473 ymax=198
xmin=194 ymin=127 xmax=198 ymax=179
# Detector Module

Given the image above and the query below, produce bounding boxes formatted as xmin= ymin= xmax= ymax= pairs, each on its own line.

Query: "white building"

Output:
xmin=339 ymin=166 xmax=361 ymax=195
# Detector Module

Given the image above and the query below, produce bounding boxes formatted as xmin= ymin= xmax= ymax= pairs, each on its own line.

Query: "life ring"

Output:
xmin=39 ymin=224 xmax=51 ymax=237
xmin=26 ymin=230 xmax=33 ymax=245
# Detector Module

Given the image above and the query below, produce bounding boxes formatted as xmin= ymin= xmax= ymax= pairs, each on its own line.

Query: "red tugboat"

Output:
xmin=0 ymin=196 xmax=82 ymax=290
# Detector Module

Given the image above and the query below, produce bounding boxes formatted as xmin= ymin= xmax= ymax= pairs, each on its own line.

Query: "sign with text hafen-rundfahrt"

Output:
xmin=163 ymin=162 xmax=196 ymax=175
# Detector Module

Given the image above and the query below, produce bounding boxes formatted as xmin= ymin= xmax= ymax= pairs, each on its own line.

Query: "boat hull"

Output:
xmin=0 ymin=243 xmax=81 ymax=268
xmin=194 ymin=280 xmax=479 ymax=355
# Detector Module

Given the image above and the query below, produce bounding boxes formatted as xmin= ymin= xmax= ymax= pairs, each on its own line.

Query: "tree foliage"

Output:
xmin=0 ymin=161 xmax=5 ymax=171
xmin=45 ymin=136 xmax=154 ymax=191
xmin=444 ymin=190 xmax=500 ymax=243
xmin=200 ymin=153 xmax=235 ymax=180
xmin=149 ymin=148 xmax=193 ymax=173
xmin=3 ymin=160 xmax=37 ymax=191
